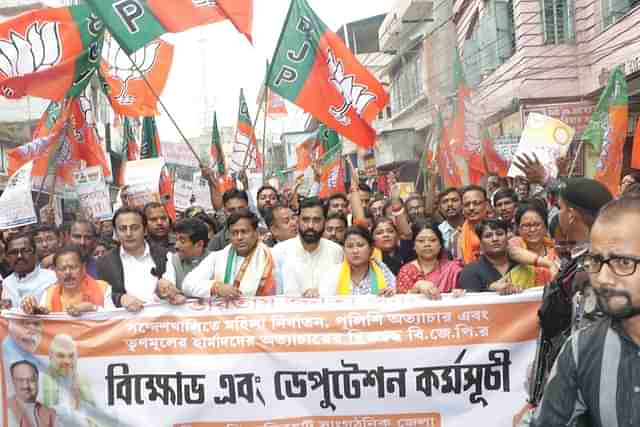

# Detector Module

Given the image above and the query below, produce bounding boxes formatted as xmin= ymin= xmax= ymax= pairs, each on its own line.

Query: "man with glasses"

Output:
xmin=457 ymin=185 xmax=489 ymax=264
xmin=1 ymin=233 xmax=56 ymax=309
xmin=531 ymin=196 xmax=640 ymax=426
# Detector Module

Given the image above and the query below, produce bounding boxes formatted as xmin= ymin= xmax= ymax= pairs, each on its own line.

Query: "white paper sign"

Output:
xmin=507 ymin=113 xmax=575 ymax=180
xmin=191 ymin=172 xmax=214 ymax=211
xmin=73 ymin=166 xmax=113 ymax=221
xmin=122 ymin=158 xmax=165 ymax=209
xmin=0 ymin=161 xmax=37 ymax=230
xmin=173 ymin=177 xmax=194 ymax=211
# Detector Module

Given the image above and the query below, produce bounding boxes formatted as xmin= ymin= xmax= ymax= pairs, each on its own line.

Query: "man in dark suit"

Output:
xmin=96 ymin=207 xmax=173 ymax=311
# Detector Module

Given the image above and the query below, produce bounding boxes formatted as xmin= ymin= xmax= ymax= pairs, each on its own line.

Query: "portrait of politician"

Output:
xmin=8 ymin=360 xmax=56 ymax=427
xmin=2 ymin=318 xmax=43 ymax=371
xmin=41 ymin=334 xmax=100 ymax=427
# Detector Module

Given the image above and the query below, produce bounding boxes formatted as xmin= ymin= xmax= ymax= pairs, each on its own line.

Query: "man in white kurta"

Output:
xmin=271 ymin=198 xmax=343 ymax=296
xmin=182 ymin=209 xmax=275 ymax=298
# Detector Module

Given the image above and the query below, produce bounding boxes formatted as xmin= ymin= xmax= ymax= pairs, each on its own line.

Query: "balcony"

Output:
xmin=379 ymin=0 xmax=434 ymax=52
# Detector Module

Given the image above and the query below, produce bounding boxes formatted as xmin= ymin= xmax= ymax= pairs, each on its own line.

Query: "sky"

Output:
xmin=157 ymin=0 xmax=392 ymax=142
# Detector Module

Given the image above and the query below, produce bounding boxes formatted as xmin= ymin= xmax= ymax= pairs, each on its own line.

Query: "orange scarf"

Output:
xmin=460 ymin=221 xmax=481 ymax=264
xmin=49 ymin=275 xmax=106 ymax=312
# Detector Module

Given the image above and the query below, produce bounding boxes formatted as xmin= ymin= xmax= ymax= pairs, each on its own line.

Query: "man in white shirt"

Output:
xmin=182 ymin=209 xmax=275 ymax=299
xmin=96 ymin=207 xmax=174 ymax=311
xmin=1 ymin=233 xmax=57 ymax=309
xmin=272 ymin=198 xmax=343 ymax=297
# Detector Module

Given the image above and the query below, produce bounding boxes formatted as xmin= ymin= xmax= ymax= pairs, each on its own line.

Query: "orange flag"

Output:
xmin=295 ymin=132 xmax=318 ymax=172
xmin=8 ymin=98 xmax=110 ymax=186
xmin=0 ymin=6 xmax=104 ymax=101
xmin=584 ymin=68 xmax=628 ymax=196
xmin=437 ymin=126 xmax=463 ymax=188
xmin=266 ymin=0 xmax=388 ymax=149
xmin=101 ymin=36 xmax=174 ymax=116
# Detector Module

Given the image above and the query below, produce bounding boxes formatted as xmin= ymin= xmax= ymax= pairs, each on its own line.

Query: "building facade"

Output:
xmin=454 ymin=0 xmax=640 ymax=175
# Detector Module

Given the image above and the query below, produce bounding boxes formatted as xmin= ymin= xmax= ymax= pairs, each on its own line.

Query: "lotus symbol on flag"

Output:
xmin=103 ymin=39 xmax=160 ymax=105
xmin=0 ymin=22 xmax=62 ymax=78
xmin=327 ymin=49 xmax=376 ymax=126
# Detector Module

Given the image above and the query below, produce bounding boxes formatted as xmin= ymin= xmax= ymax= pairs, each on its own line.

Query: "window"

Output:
xmin=542 ymin=0 xmax=575 ymax=44
xmin=602 ymin=0 xmax=640 ymax=27
xmin=390 ymin=52 xmax=425 ymax=114
xmin=463 ymin=0 xmax=515 ymax=87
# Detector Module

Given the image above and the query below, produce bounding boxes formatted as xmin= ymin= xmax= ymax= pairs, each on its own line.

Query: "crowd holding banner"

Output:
xmin=0 ymin=0 xmax=640 ymax=426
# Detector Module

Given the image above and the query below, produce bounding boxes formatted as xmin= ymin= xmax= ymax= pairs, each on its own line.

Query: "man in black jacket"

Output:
xmin=96 ymin=207 xmax=174 ymax=311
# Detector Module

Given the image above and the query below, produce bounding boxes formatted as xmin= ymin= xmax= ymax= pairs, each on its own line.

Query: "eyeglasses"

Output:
xmin=581 ymin=253 xmax=640 ymax=276
xmin=6 ymin=247 xmax=34 ymax=257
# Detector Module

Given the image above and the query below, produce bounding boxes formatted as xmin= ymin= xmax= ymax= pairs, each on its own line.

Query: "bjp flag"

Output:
xmin=584 ymin=67 xmax=628 ymax=196
xmin=0 ymin=5 xmax=104 ymax=100
xmin=266 ymin=0 xmax=388 ymax=149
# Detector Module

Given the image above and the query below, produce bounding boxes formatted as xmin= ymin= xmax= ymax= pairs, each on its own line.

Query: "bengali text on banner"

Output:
xmin=0 ymin=291 xmax=542 ymax=427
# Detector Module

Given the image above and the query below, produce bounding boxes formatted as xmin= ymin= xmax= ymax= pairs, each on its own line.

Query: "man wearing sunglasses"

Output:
xmin=0 ymin=233 xmax=56 ymax=309
xmin=531 ymin=196 xmax=640 ymax=426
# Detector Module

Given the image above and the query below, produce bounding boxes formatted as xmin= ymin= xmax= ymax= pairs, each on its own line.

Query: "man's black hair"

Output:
xmin=52 ymin=244 xmax=84 ymax=268
xmin=69 ymin=219 xmax=98 ymax=238
xmin=326 ymin=213 xmax=348 ymax=228
xmin=10 ymin=360 xmax=38 ymax=379
xmin=226 ymin=208 xmax=260 ymax=230
xmin=175 ymin=218 xmax=210 ymax=248
xmin=462 ymin=185 xmax=487 ymax=201
xmin=34 ymin=224 xmax=61 ymax=236
xmin=299 ymin=197 xmax=325 ymax=215
xmin=257 ymin=185 xmax=278 ymax=201
xmin=474 ymin=218 xmax=509 ymax=237
xmin=222 ymin=189 xmax=249 ymax=206
xmin=112 ymin=206 xmax=147 ymax=229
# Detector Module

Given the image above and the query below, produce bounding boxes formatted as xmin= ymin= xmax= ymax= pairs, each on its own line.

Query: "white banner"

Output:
xmin=0 ymin=161 xmax=37 ymax=230
xmin=0 ymin=291 xmax=542 ymax=427
xmin=192 ymin=172 xmax=214 ymax=211
xmin=173 ymin=177 xmax=194 ymax=211
xmin=73 ymin=166 xmax=113 ymax=221
xmin=122 ymin=158 xmax=164 ymax=210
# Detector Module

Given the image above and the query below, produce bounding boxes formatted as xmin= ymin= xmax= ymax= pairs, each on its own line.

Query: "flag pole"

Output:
xmin=241 ymin=64 xmax=271 ymax=170
xmin=567 ymin=139 xmax=585 ymax=177
xmin=261 ymin=84 xmax=269 ymax=182
xmin=122 ymin=52 xmax=203 ymax=166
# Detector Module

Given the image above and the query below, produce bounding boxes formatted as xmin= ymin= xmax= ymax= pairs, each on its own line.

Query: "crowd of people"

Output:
xmin=2 ymin=159 xmax=640 ymax=426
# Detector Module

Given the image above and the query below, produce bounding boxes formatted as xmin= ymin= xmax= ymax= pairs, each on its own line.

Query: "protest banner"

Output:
xmin=122 ymin=158 xmax=165 ymax=210
xmin=173 ymin=177 xmax=194 ymax=212
xmin=0 ymin=161 xmax=37 ymax=230
xmin=192 ymin=172 xmax=214 ymax=211
xmin=73 ymin=166 xmax=113 ymax=220
xmin=508 ymin=113 xmax=575 ymax=180
xmin=0 ymin=291 xmax=541 ymax=426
